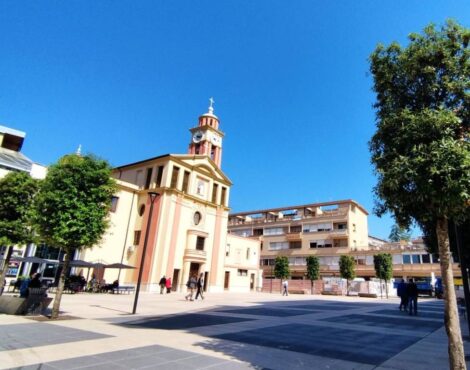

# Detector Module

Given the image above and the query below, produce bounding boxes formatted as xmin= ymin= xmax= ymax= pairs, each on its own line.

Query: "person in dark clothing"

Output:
xmin=407 ymin=278 xmax=418 ymax=315
xmin=159 ymin=276 xmax=166 ymax=294
xmin=28 ymin=273 xmax=42 ymax=288
xmin=397 ymin=279 xmax=408 ymax=312
xmin=195 ymin=273 xmax=204 ymax=300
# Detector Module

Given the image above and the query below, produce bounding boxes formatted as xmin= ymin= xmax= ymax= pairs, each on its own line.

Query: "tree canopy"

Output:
xmin=33 ymin=154 xmax=116 ymax=318
xmin=0 ymin=171 xmax=39 ymax=295
xmin=306 ymin=256 xmax=320 ymax=281
xmin=369 ymin=20 xmax=470 ymax=227
xmin=373 ymin=253 xmax=393 ymax=282
xmin=34 ymin=154 xmax=116 ymax=250
xmin=0 ymin=171 xmax=39 ymax=246
xmin=369 ymin=20 xmax=469 ymax=369
xmin=388 ymin=224 xmax=411 ymax=242
xmin=339 ymin=255 xmax=356 ymax=281
xmin=274 ymin=256 xmax=290 ymax=280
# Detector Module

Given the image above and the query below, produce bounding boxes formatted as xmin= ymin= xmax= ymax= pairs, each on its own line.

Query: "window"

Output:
xmin=226 ymin=244 xmax=230 ymax=257
xmin=170 ymin=166 xmax=180 ymax=189
xmin=336 ymin=223 xmax=347 ymax=230
xmin=133 ymin=230 xmax=141 ymax=245
xmin=155 ymin=166 xmax=164 ymax=187
xmin=353 ymin=224 xmax=357 ymax=232
xmin=289 ymin=241 xmax=301 ymax=249
xmin=193 ymin=211 xmax=202 ymax=225
xmin=212 ymin=183 xmax=218 ymax=203
xmin=264 ymin=227 xmax=284 ymax=236
xmin=144 ymin=168 xmax=153 ymax=189
xmin=411 ymin=255 xmax=420 ymax=264
xmin=110 ymin=196 xmax=119 ymax=212
xmin=290 ymin=225 xmax=302 ymax=233
xmin=269 ymin=242 xmax=288 ymax=250
xmin=182 ymin=171 xmax=190 ymax=193
xmin=237 ymin=269 xmax=248 ymax=276
xmin=260 ymin=242 xmax=263 ymax=251
xmin=138 ymin=204 xmax=145 ymax=216
xmin=403 ymin=255 xmax=411 ymax=264
xmin=303 ymin=223 xmax=332 ymax=233
xmin=310 ymin=240 xmax=333 ymax=248
xmin=253 ymin=228 xmax=263 ymax=236
xmin=422 ymin=254 xmax=431 ymax=264
xmin=196 ymin=236 xmax=205 ymax=251
xmin=246 ymin=248 xmax=250 ymax=260
xmin=221 ymin=187 xmax=227 ymax=206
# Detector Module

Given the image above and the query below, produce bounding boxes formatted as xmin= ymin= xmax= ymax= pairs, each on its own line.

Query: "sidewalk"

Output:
xmin=0 ymin=291 xmax=469 ymax=369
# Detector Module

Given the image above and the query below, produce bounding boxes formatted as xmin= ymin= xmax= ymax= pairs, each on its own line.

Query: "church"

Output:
xmin=81 ymin=101 xmax=261 ymax=293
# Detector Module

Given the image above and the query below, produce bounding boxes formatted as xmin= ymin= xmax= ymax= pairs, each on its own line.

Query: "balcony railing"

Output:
xmin=228 ymin=209 xmax=349 ymax=226
xmin=184 ymin=248 xmax=207 ymax=261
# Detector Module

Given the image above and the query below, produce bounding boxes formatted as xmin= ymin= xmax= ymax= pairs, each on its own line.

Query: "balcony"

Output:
xmin=228 ymin=208 xmax=349 ymax=226
xmin=330 ymin=229 xmax=348 ymax=238
xmin=286 ymin=232 xmax=301 ymax=242
xmin=184 ymin=248 xmax=207 ymax=262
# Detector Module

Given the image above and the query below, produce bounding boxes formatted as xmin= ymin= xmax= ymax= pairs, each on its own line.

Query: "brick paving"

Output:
xmin=0 ymin=291 xmax=469 ymax=369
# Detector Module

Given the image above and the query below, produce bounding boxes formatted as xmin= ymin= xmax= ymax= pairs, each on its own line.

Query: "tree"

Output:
xmin=274 ymin=256 xmax=290 ymax=281
xmin=0 ymin=172 xmax=39 ymax=295
xmin=34 ymin=154 xmax=116 ymax=318
xmin=373 ymin=253 xmax=393 ymax=298
xmin=339 ymin=255 xmax=356 ymax=295
xmin=369 ymin=20 xmax=469 ymax=370
xmin=306 ymin=255 xmax=320 ymax=294
xmin=388 ymin=224 xmax=411 ymax=242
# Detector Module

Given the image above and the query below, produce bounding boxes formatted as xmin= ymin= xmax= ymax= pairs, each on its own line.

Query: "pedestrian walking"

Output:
xmin=195 ymin=273 xmax=205 ymax=300
xmin=165 ymin=277 xmax=172 ymax=294
xmin=159 ymin=276 xmax=166 ymax=294
xmin=185 ymin=274 xmax=197 ymax=301
xmin=407 ymin=278 xmax=418 ymax=315
xmin=397 ymin=278 xmax=408 ymax=312
xmin=282 ymin=279 xmax=289 ymax=296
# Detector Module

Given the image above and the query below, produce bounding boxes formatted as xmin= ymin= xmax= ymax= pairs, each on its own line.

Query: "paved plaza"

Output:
xmin=1 ymin=291 xmax=470 ymax=369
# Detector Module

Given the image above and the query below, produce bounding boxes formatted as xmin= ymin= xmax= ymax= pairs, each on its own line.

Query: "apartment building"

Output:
xmin=228 ymin=200 xmax=369 ymax=279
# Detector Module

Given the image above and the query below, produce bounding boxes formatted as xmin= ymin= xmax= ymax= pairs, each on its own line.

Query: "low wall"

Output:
xmin=0 ymin=296 xmax=28 ymax=315
xmin=262 ymin=279 xmax=324 ymax=294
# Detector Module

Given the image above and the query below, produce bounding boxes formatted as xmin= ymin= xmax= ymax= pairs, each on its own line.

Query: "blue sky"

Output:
xmin=1 ymin=1 xmax=468 ymax=240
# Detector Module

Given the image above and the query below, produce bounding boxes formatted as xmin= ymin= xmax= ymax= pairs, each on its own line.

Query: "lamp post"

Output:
xmin=132 ymin=191 xmax=158 ymax=314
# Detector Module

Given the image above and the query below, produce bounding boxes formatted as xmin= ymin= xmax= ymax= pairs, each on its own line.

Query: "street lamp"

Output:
xmin=132 ymin=191 xmax=158 ymax=314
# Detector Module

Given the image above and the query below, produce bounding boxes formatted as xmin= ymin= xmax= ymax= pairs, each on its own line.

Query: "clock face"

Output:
xmin=193 ymin=131 xmax=203 ymax=143
xmin=211 ymin=134 xmax=221 ymax=146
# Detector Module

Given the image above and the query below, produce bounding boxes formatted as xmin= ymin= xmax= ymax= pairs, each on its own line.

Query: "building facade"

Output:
xmin=82 ymin=103 xmax=260 ymax=292
xmin=228 ymin=200 xmax=369 ymax=279
xmin=228 ymin=202 xmax=459 ymax=282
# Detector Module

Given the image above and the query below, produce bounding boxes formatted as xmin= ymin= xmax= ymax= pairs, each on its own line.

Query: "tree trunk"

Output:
xmin=311 ymin=280 xmax=313 ymax=295
xmin=0 ymin=246 xmax=13 ymax=296
xmin=436 ymin=217 xmax=466 ymax=370
xmin=51 ymin=250 xmax=70 ymax=319
xmin=385 ymin=280 xmax=389 ymax=299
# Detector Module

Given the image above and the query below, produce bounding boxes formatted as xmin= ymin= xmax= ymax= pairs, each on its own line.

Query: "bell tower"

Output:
xmin=188 ymin=98 xmax=224 ymax=168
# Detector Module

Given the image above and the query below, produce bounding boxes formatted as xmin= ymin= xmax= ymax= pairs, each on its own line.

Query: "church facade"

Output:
xmin=82 ymin=102 xmax=260 ymax=292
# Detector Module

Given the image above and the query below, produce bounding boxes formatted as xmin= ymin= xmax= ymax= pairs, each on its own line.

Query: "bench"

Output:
xmin=111 ymin=286 xmax=135 ymax=294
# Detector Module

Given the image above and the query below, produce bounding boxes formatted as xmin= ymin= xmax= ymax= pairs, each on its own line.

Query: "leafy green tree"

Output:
xmin=339 ymin=255 xmax=356 ymax=295
xmin=274 ymin=256 xmax=290 ymax=280
xmin=34 ymin=154 xmax=116 ymax=318
xmin=369 ymin=20 xmax=469 ymax=369
xmin=373 ymin=253 xmax=393 ymax=298
xmin=306 ymin=255 xmax=320 ymax=294
xmin=388 ymin=224 xmax=411 ymax=243
xmin=0 ymin=172 xmax=39 ymax=294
